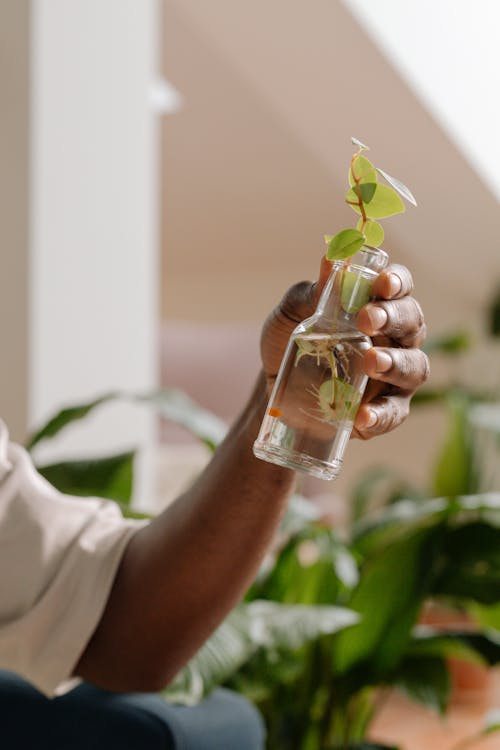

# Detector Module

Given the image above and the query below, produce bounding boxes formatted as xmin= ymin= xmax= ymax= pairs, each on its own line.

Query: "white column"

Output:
xmin=0 ymin=1 xmax=161 ymax=504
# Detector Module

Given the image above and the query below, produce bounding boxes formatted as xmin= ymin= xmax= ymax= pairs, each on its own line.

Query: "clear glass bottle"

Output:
xmin=253 ymin=245 xmax=389 ymax=480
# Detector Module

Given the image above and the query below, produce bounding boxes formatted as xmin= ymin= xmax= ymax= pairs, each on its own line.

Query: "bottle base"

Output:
xmin=253 ymin=441 xmax=342 ymax=481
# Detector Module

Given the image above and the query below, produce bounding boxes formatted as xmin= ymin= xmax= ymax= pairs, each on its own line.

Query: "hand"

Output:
xmin=260 ymin=256 xmax=429 ymax=440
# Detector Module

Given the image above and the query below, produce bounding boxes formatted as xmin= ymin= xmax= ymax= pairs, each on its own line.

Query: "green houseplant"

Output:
xmin=26 ymin=378 xmax=500 ymax=750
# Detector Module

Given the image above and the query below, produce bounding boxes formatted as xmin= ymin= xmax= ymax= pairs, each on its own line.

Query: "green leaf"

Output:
xmin=332 ymin=530 xmax=432 ymax=676
xmin=357 ymin=183 xmax=377 ymax=204
xmin=346 ymin=183 xmax=405 ymax=219
xmin=395 ymin=655 xmax=450 ymax=714
xmin=423 ymin=330 xmax=471 ymax=355
xmin=432 ymin=393 xmax=478 ymax=497
xmin=357 ymin=218 xmax=384 ymax=247
xmin=326 ymin=229 xmax=366 ymax=261
xmin=134 ymin=389 xmax=227 ymax=451
xmin=341 ymin=270 xmax=373 ymax=314
xmin=407 ymin=628 xmax=493 ymax=666
xmin=26 ymin=392 xmax=119 ymax=450
xmin=469 ymin=601 xmax=500 ymax=631
xmin=349 ymin=466 xmax=419 ymax=524
xmin=349 ymin=155 xmax=377 ymax=187
xmin=27 ymin=389 xmax=227 ymax=454
xmin=430 ymin=522 xmax=500 ymax=604
xmin=376 ymin=167 xmax=417 ymax=207
xmin=37 ymin=451 xmax=135 ymax=505
xmin=162 ymin=601 xmax=359 ymax=705
xmin=406 ymin=625 xmax=490 ymax=665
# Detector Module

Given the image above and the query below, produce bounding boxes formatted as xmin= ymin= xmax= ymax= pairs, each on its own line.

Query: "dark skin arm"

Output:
xmin=75 ymin=259 xmax=429 ymax=692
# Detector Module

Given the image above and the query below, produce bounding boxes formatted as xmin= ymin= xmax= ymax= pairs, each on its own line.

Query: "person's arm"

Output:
xmin=75 ymin=260 xmax=429 ymax=692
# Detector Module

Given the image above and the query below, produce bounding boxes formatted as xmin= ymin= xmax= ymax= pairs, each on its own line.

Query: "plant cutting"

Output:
xmin=253 ymin=137 xmax=416 ymax=481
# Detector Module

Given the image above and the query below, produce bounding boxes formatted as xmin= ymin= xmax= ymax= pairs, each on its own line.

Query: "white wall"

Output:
xmin=29 ymin=1 xmax=160 ymax=490
xmin=343 ymin=0 xmax=500 ymax=201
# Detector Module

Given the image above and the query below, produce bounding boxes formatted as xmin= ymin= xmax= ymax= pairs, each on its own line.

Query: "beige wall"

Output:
xmin=0 ymin=1 xmax=30 ymax=440
xmin=160 ymin=1 xmax=499 ymax=497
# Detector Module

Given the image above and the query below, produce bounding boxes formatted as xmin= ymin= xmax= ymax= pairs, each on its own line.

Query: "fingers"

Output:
xmin=275 ymin=255 xmax=334 ymax=325
xmin=357 ymin=297 xmax=427 ymax=348
xmin=354 ymin=394 xmax=411 ymax=439
xmin=372 ymin=263 xmax=414 ymax=300
xmin=362 ymin=347 xmax=430 ymax=392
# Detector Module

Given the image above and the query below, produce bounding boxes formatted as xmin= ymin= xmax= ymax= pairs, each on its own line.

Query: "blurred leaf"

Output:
xmin=488 ymin=285 xmax=500 ymax=337
xmin=251 ymin=527 xmax=349 ymax=605
xmin=407 ymin=627 xmax=500 ymax=666
xmin=346 ymin=184 xmax=405 ymax=219
xmin=37 ymin=451 xmax=135 ymax=505
xmin=375 ymin=167 xmax=417 ymax=207
xmin=432 ymin=394 xmax=478 ymax=497
xmin=430 ymin=522 xmax=500 ymax=604
xmin=349 ymin=466 xmax=422 ymax=523
xmin=357 ymin=218 xmax=384 ymax=247
xmin=333 ymin=530 xmax=433 ymax=676
xmin=411 ymin=388 xmax=449 ymax=406
xmin=423 ymin=331 xmax=471 ymax=355
xmin=163 ymin=601 xmax=358 ymax=705
xmin=352 ymin=497 xmax=449 ymax=556
xmin=134 ymin=389 xmax=227 ymax=451
xmin=326 ymin=229 xmax=366 ymax=261
xmin=394 ymin=655 xmax=450 ymax=714
xmin=279 ymin=494 xmax=322 ymax=537
xmin=26 ymin=392 xmax=118 ymax=450
xmin=349 ymin=155 xmax=377 ymax=186
xmin=27 ymin=389 xmax=227 ymax=455
xmin=469 ymin=601 xmax=500 ymax=631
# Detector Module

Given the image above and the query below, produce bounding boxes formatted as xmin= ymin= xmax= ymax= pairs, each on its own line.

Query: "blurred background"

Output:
xmin=1 ymin=0 xmax=499 ymax=504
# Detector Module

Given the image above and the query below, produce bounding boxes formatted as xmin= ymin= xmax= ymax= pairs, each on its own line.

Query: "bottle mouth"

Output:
xmin=333 ymin=245 xmax=389 ymax=275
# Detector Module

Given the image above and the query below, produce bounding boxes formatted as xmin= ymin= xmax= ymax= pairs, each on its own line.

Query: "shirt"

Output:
xmin=0 ymin=420 xmax=145 ymax=696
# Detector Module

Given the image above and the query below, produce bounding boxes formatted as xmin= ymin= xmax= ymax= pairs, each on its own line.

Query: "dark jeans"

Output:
xmin=0 ymin=670 xmax=265 ymax=749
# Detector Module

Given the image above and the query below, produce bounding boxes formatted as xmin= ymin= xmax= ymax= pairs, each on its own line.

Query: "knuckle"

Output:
xmin=279 ymin=280 xmax=313 ymax=323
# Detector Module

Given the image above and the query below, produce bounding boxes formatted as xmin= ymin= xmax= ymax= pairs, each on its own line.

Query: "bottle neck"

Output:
xmin=314 ymin=246 xmax=389 ymax=329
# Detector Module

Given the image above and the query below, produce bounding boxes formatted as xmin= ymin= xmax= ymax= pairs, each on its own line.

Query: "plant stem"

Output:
xmin=348 ymin=151 xmax=368 ymax=233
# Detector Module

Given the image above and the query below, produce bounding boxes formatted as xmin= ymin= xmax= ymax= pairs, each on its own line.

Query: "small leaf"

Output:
xmin=351 ymin=136 xmax=370 ymax=151
xmin=376 ymin=167 xmax=417 ymax=206
xmin=357 ymin=218 xmax=384 ymax=247
xmin=349 ymin=155 xmax=377 ymax=187
xmin=326 ymin=229 xmax=365 ymax=261
xmin=346 ymin=183 xmax=405 ymax=219
xmin=357 ymin=183 xmax=377 ymax=204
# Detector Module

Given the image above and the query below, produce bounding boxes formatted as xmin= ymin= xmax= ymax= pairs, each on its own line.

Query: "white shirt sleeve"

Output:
xmin=0 ymin=420 xmax=147 ymax=696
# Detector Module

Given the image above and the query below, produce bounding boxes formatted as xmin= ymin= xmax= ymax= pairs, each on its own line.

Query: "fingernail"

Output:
xmin=375 ymin=351 xmax=393 ymax=373
xmin=367 ymin=307 xmax=388 ymax=332
xmin=388 ymin=273 xmax=402 ymax=297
